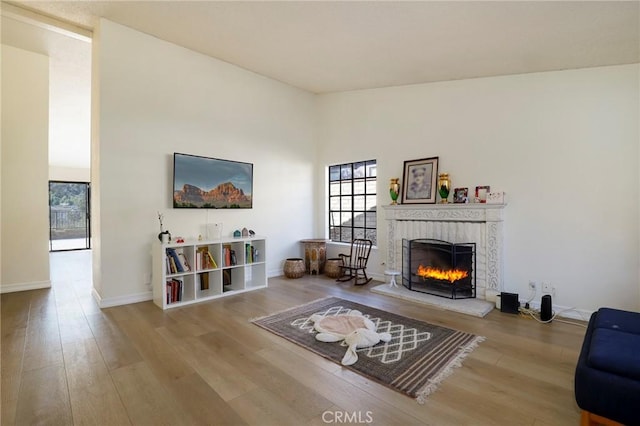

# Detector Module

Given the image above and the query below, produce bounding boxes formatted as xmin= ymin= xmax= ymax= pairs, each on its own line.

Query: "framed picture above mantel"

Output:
xmin=401 ymin=157 xmax=439 ymax=204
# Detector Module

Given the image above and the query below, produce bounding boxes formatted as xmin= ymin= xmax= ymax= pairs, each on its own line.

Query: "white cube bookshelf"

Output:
xmin=152 ymin=236 xmax=267 ymax=310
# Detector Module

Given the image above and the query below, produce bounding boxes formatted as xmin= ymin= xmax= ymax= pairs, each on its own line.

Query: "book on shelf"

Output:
xmin=177 ymin=253 xmax=191 ymax=272
xmin=224 ymin=245 xmax=232 ymax=267
xmin=206 ymin=251 xmax=217 ymax=268
xmin=230 ymin=250 xmax=237 ymax=266
xmin=166 ymin=248 xmax=184 ymax=273
xmin=196 ymin=247 xmax=218 ymax=270
xmin=167 ymin=255 xmax=178 ymax=274
xmin=223 ymin=269 xmax=232 ymax=287
xmin=199 ymin=272 xmax=209 ymax=290
xmin=166 ymin=278 xmax=183 ymax=304
xmin=195 ymin=250 xmax=202 ymax=270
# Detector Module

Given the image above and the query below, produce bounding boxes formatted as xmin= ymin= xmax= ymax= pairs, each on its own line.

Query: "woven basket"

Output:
xmin=283 ymin=258 xmax=305 ymax=279
xmin=324 ymin=258 xmax=342 ymax=279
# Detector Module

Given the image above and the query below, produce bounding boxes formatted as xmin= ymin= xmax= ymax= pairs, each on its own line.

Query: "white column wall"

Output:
xmin=1 ymin=44 xmax=51 ymax=292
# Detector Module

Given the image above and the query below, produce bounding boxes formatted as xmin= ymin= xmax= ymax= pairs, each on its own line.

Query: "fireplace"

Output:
xmin=402 ymin=238 xmax=476 ymax=299
xmin=383 ymin=204 xmax=506 ymax=301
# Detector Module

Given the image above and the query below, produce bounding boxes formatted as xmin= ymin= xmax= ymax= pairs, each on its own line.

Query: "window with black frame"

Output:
xmin=328 ymin=160 xmax=377 ymax=245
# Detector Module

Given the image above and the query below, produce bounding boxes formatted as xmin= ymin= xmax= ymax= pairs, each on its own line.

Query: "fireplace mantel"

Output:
xmin=383 ymin=203 xmax=506 ymax=301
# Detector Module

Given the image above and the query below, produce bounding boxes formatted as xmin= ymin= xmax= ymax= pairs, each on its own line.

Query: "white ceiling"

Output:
xmin=2 ymin=1 xmax=639 ymax=170
xmin=8 ymin=0 xmax=640 ymax=94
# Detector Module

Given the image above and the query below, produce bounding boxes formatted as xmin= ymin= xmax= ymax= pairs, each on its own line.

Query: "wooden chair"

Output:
xmin=336 ymin=239 xmax=373 ymax=285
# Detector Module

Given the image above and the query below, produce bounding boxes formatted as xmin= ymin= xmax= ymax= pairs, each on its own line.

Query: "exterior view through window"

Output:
xmin=328 ymin=160 xmax=377 ymax=245
xmin=49 ymin=181 xmax=91 ymax=251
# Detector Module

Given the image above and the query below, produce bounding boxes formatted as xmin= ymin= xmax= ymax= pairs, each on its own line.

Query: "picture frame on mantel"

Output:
xmin=401 ymin=157 xmax=439 ymax=204
xmin=475 ymin=185 xmax=490 ymax=203
xmin=454 ymin=187 xmax=468 ymax=203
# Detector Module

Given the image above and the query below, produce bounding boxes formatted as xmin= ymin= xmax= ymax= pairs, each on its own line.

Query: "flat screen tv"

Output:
xmin=173 ymin=153 xmax=253 ymax=209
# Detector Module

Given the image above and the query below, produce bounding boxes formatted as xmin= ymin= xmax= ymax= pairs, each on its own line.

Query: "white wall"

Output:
xmin=49 ymin=166 xmax=90 ymax=182
xmin=317 ymin=64 xmax=640 ymax=313
xmin=92 ymin=20 xmax=317 ymax=305
xmin=1 ymin=44 xmax=51 ymax=292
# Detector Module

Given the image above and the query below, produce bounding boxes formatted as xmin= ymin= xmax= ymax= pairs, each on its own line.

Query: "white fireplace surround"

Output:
xmin=383 ymin=204 xmax=506 ymax=301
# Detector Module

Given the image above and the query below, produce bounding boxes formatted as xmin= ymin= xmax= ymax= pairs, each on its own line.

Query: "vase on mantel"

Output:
xmin=389 ymin=178 xmax=400 ymax=205
xmin=438 ymin=173 xmax=451 ymax=203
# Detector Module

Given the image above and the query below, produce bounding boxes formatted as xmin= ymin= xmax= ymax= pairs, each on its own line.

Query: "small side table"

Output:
xmin=300 ymin=239 xmax=330 ymax=275
xmin=384 ymin=270 xmax=401 ymax=288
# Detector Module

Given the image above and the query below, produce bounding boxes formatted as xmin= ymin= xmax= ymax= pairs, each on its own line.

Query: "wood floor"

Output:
xmin=1 ymin=251 xmax=586 ymax=425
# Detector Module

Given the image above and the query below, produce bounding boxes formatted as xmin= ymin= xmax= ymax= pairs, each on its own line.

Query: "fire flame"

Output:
xmin=417 ymin=265 xmax=468 ymax=283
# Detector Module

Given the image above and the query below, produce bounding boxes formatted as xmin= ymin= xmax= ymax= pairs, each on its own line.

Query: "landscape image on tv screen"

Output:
xmin=173 ymin=153 xmax=253 ymax=209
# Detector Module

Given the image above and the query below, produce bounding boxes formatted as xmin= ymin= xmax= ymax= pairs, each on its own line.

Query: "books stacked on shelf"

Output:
xmin=195 ymin=247 xmax=217 ymax=270
xmin=166 ymin=278 xmax=183 ymax=304
xmin=223 ymin=245 xmax=237 ymax=266
xmin=245 ymin=244 xmax=259 ymax=263
xmin=166 ymin=248 xmax=190 ymax=274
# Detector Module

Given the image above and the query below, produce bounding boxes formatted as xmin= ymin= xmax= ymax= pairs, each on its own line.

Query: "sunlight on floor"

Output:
xmin=49 ymin=249 xmax=98 ymax=314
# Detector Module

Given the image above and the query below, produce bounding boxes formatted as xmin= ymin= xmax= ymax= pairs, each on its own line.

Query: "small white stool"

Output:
xmin=384 ymin=270 xmax=401 ymax=288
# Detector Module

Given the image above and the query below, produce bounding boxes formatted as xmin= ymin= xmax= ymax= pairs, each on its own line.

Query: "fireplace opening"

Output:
xmin=402 ymin=238 xmax=476 ymax=299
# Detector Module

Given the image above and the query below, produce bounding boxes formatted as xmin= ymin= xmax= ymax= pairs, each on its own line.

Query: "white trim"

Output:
xmin=0 ymin=280 xmax=51 ymax=293
xmin=92 ymin=289 xmax=152 ymax=308
xmin=1 ymin=3 xmax=92 ymax=42
xmin=523 ymin=299 xmax=593 ymax=322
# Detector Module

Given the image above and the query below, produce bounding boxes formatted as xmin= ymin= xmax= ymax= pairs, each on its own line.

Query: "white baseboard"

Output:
xmin=520 ymin=298 xmax=593 ymax=322
xmin=0 ymin=280 xmax=51 ymax=294
xmin=92 ymin=288 xmax=153 ymax=308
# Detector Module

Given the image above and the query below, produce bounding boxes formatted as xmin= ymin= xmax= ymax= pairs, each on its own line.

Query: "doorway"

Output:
xmin=49 ymin=181 xmax=91 ymax=251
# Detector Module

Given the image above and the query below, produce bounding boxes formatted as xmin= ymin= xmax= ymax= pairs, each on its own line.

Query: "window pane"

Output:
xmin=365 ymin=179 xmax=376 ymax=194
xmin=365 ymin=195 xmax=376 ymax=211
xmin=340 ymin=182 xmax=352 ymax=195
xmin=354 ymin=228 xmax=365 ymax=239
xmin=329 ymin=166 xmax=340 ymax=182
xmin=353 ymin=162 xmax=365 ymax=178
xmin=329 ymin=212 xmax=341 ymax=226
xmin=341 ymin=228 xmax=353 ymax=242
xmin=340 ymin=165 xmax=352 ymax=180
xmin=365 ymin=212 xmax=377 ymax=228
xmin=365 ymin=229 xmax=377 ymax=245
xmin=353 ymin=181 xmax=365 ymax=195
xmin=353 ymin=213 xmax=365 ymax=227
xmin=366 ymin=162 xmax=377 ymax=177
xmin=353 ymin=195 xmax=365 ymax=211
xmin=330 ymin=227 xmax=340 ymax=241
xmin=329 ymin=182 xmax=341 ymax=196
xmin=340 ymin=212 xmax=352 ymax=226
xmin=341 ymin=196 xmax=352 ymax=211
xmin=329 ymin=197 xmax=340 ymax=211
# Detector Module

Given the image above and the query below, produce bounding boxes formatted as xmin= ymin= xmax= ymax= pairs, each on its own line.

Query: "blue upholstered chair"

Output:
xmin=574 ymin=307 xmax=640 ymax=426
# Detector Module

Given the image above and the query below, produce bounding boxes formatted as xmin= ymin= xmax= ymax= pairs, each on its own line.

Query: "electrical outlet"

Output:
xmin=542 ymin=282 xmax=553 ymax=294
xmin=528 ymin=281 xmax=537 ymax=291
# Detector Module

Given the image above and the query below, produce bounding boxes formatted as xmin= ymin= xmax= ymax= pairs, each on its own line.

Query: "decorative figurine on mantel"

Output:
xmin=157 ymin=212 xmax=171 ymax=243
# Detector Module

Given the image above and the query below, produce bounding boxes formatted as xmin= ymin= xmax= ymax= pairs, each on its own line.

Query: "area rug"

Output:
xmin=251 ymin=296 xmax=484 ymax=403
xmin=370 ymin=284 xmax=494 ymax=318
